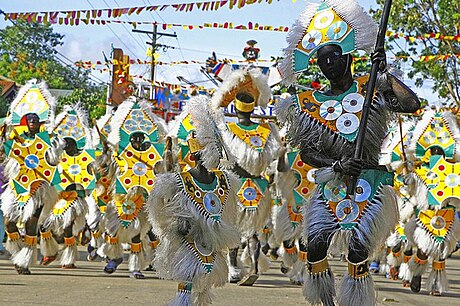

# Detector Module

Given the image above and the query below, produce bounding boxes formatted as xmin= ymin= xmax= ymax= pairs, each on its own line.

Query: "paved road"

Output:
xmin=0 ymin=248 xmax=459 ymax=305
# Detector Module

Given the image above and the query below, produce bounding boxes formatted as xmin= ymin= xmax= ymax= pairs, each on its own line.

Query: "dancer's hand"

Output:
xmin=371 ymin=47 xmax=387 ymax=72
xmin=333 ymin=158 xmax=362 ymax=177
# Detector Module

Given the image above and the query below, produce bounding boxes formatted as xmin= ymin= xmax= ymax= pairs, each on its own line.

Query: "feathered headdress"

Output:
xmin=280 ymin=0 xmax=377 ymax=85
xmin=53 ymin=104 xmax=92 ymax=149
xmin=211 ymin=67 xmax=271 ymax=109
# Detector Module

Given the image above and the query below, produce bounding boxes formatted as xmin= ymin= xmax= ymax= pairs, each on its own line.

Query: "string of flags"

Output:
xmin=75 ymin=53 xmax=460 ymax=69
xmin=2 ymin=0 xmax=282 ymax=20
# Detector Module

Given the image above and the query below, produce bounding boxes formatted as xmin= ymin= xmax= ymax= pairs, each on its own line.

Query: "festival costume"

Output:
xmin=39 ymin=104 xmax=97 ymax=267
xmin=147 ymin=96 xmax=240 ymax=305
xmin=404 ymin=107 xmax=460 ymax=295
xmin=99 ymin=97 xmax=166 ymax=277
xmin=275 ymin=1 xmax=420 ymax=304
xmin=273 ymin=147 xmax=316 ymax=285
xmin=212 ymin=67 xmax=281 ymax=285
xmin=380 ymin=119 xmax=417 ymax=284
xmin=1 ymin=80 xmax=62 ymax=273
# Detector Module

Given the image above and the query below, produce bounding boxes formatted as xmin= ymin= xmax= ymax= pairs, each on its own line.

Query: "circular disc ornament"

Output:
xmin=249 ymin=136 xmax=263 ymax=147
xmin=69 ymin=164 xmax=82 ymax=176
xmin=437 ymin=131 xmax=451 ymax=144
xmin=354 ymin=179 xmax=372 ymax=202
xmin=342 ymin=93 xmax=364 ymax=113
xmin=26 ymin=91 xmax=39 ymax=103
xmin=323 ymin=180 xmax=347 ymax=202
xmin=327 ymin=21 xmax=348 ymax=40
xmin=313 ymin=10 xmax=335 ymax=29
xmin=131 ymin=110 xmax=144 ymax=122
xmin=139 ymin=119 xmax=153 ymax=133
xmin=301 ymin=30 xmax=323 ymax=51
xmin=203 ymin=192 xmax=222 ymax=215
xmin=336 ymin=113 xmax=359 ymax=134
xmin=336 ymin=199 xmax=360 ymax=223
xmin=194 ymin=238 xmax=212 ymax=256
xmin=133 ymin=162 xmax=148 ymax=176
xmin=320 ymin=100 xmax=343 ymax=121
xmin=307 ymin=168 xmax=317 ymax=183
xmin=445 ymin=174 xmax=460 ymax=188
xmin=430 ymin=216 xmax=446 ymax=230
xmin=122 ymin=200 xmax=136 ymax=215
xmin=422 ymin=131 xmax=436 ymax=144
xmin=243 ymin=187 xmax=257 ymax=201
xmin=25 ymin=154 xmax=39 ymax=169
xmin=123 ymin=119 xmax=138 ymax=132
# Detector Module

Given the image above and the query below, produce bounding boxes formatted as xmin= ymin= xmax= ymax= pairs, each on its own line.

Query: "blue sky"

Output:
xmin=0 ymin=0 xmax=441 ymax=102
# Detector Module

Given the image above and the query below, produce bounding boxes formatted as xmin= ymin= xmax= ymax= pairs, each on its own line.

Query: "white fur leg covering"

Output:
xmin=288 ymin=260 xmax=306 ymax=284
xmin=39 ymin=231 xmax=59 ymax=257
xmin=408 ymin=256 xmax=428 ymax=278
xmin=100 ymin=239 xmax=124 ymax=260
xmin=283 ymin=249 xmax=298 ymax=268
xmin=168 ymin=283 xmax=193 ymax=306
xmin=399 ymin=262 xmax=411 ymax=281
xmin=240 ymin=245 xmax=250 ymax=266
xmin=338 ymin=274 xmax=375 ymax=306
xmin=426 ymin=267 xmax=449 ymax=294
xmin=12 ymin=238 xmax=38 ymax=269
xmin=5 ymin=233 xmax=23 ymax=256
xmin=303 ymin=269 xmax=336 ymax=305
xmin=258 ymin=252 xmax=271 ymax=273
xmin=128 ymin=249 xmax=145 ymax=272
xmin=60 ymin=243 xmax=78 ymax=266
xmin=387 ymin=252 xmax=403 ymax=269
xmin=193 ymin=288 xmax=214 ymax=306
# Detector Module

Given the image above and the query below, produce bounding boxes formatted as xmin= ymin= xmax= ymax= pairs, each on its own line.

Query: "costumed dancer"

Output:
xmin=273 ymin=142 xmax=317 ymax=285
xmin=1 ymin=80 xmax=63 ymax=274
xmin=86 ymin=112 xmax=114 ymax=261
xmin=404 ymin=105 xmax=460 ymax=295
xmin=380 ymin=118 xmax=417 ymax=285
xmin=40 ymin=104 xmax=97 ymax=268
xmin=147 ymin=96 xmax=240 ymax=305
xmin=275 ymin=1 xmax=420 ymax=304
xmin=99 ymin=97 xmax=166 ymax=279
xmin=212 ymin=67 xmax=281 ymax=285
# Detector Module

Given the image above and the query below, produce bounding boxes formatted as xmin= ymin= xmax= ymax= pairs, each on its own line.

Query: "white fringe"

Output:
xmin=5 ymin=237 xmax=23 ymax=256
xmin=128 ymin=250 xmax=145 ymax=272
xmin=427 ymin=268 xmax=449 ymax=294
xmin=408 ymin=256 xmax=428 ymax=278
xmin=60 ymin=243 xmax=78 ymax=266
xmin=258 ymin=252 xmax=271 ymax=274
xmin=39 ymin=234 xmax=59 ymax=257
xmin=337 ymin=274 xmax=375 ymax=306
xmin=12 ymin=244 xmax=37 ymax=268
xmin=288 ymin=260 xmax=306 ymax=284
xmin=303 ymin=269 xmax=336 ymax=306
xmin=399 ymin=262 xmax=411 ymax=281
xmin=167 ymin=291 xmax=192 ymax=306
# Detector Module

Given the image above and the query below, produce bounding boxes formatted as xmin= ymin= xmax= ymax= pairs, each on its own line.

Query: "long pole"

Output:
xmin=150 ymin=24 xmax=157 ymax=100
xmin=347 ymin=0 xmax=393 ymax=195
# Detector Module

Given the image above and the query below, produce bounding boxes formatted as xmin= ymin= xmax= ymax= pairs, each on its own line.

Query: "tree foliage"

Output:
xmin=0 ymin=20 xmax=107 ymax=119
xmin=371 ymin=0 xmax=460 ymax=105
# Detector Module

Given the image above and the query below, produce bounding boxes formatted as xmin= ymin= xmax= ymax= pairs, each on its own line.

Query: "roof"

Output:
xmin=0 ymin=80 xmax=16 ymax=97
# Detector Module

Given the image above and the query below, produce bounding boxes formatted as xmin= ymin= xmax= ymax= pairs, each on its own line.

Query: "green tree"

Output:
xmin=371 ymin=0 xmax=460 ymax=105
xmin=0 ymin=19 xmax=107 ymax=119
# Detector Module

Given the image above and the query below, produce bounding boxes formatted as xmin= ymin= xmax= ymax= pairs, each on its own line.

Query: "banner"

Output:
xmin=3 ymin=0 xmax=282 ymax=21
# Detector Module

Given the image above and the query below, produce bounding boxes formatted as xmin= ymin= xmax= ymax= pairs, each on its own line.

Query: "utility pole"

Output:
xmin=133 ymin=25 xmax=177 ymax=100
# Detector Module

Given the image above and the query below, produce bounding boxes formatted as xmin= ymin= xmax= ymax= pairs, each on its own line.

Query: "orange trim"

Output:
xmin=262 ymin=228 xmax=270 ymax=234
xmin=130 ymin=242 xmax=142 ymax=253
xmin=24 ymin=235 xmax=38 ymax=246
xmin=392 ymin=250 xmax=402 ymax=257
xmin=106 ymin=236 xmax=118 ymax=245
xmin=404 ymin=255 xmax=412 ymax=263
xmin=6 ymin=231 xmax=20 ymax=241
xmin=307 ymin=258 xmax=329 ymax=275
xmin=92 ymin=231 xmax=101 ymax=239
xmin=432 ymin=260 xmax=445 ymax=271
xmin=150 ymin=240 xmax=160 ymax=248
xmin=414 ymin=254 xmax=428 ymax=265
xmin=285 ymin=245 xmax=297 ymax=255
xmin=40 ymin=230 xmax=52 ymax=240
xmin=298 ymin=251 xmax=307 ymax=262
xmin=64 ymin=236 xmax=76 ymax=246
